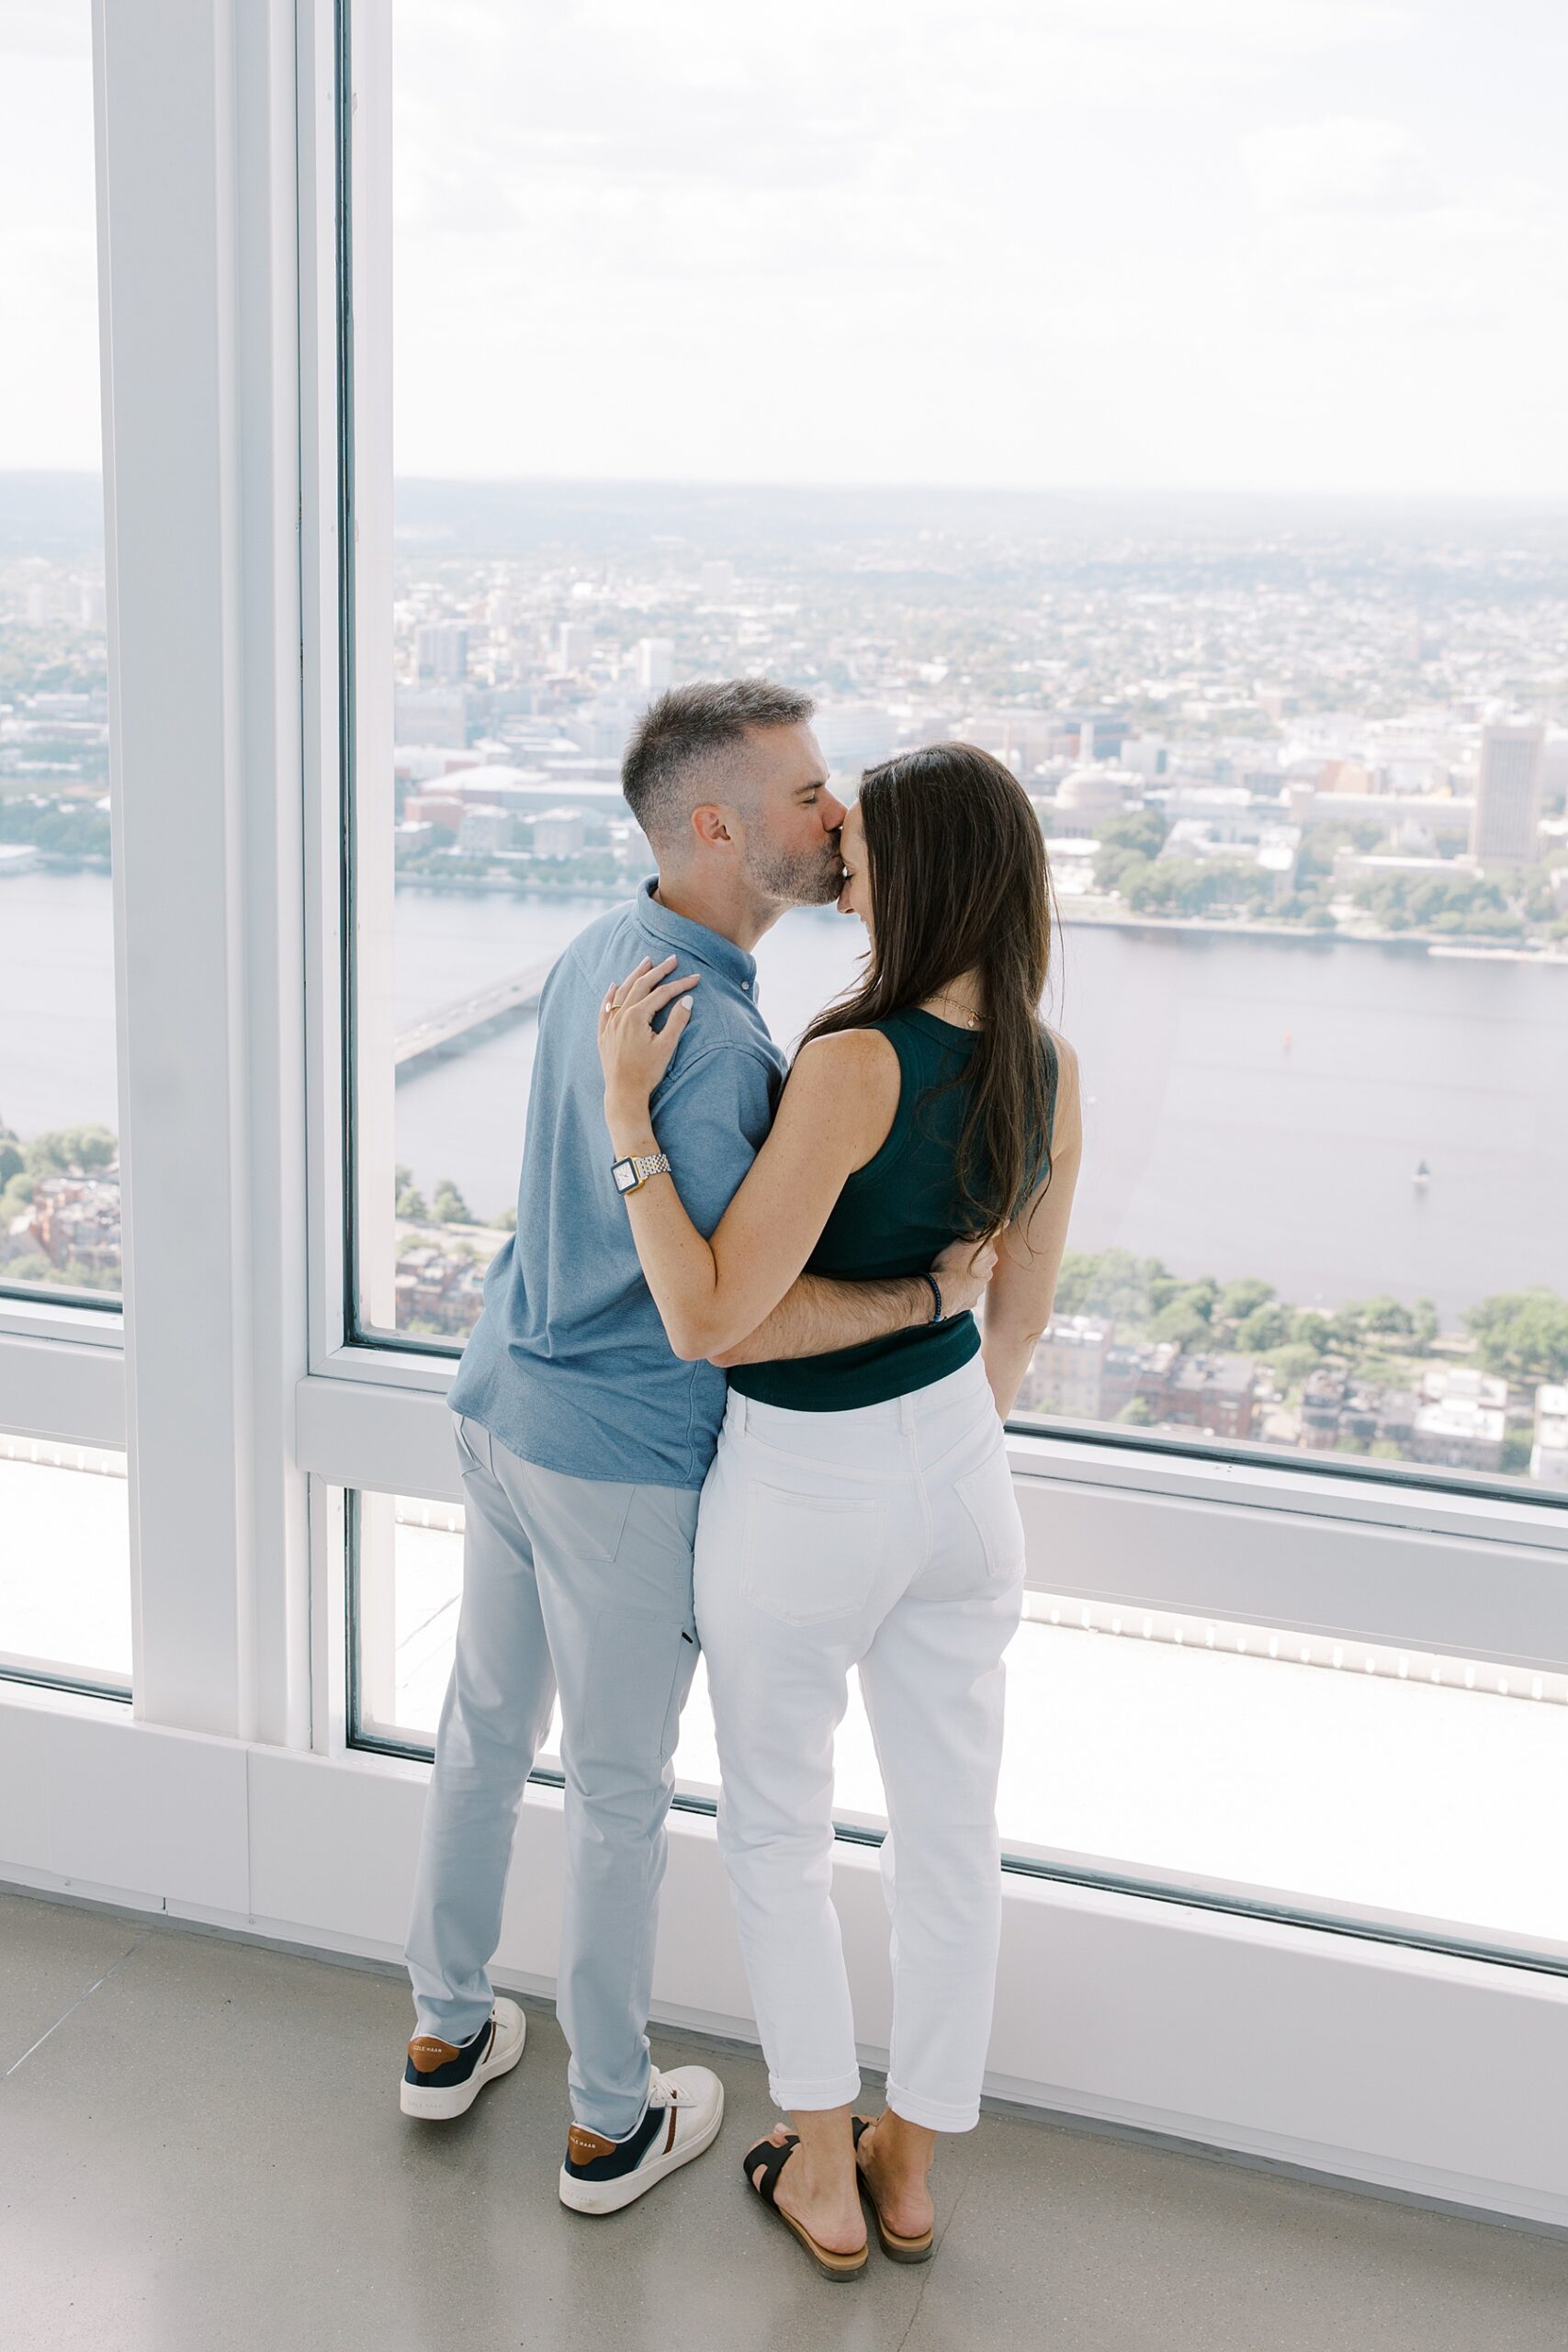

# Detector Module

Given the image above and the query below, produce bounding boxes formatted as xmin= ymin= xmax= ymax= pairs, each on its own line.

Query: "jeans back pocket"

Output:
xmin=953 ymin=1446 xmax=1026 ymax=1589
xmin=740 ymin=1484 xmax=888 ymax=1625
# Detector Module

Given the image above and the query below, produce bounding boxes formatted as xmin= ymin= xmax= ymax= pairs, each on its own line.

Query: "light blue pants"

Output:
xmin=404 ymin=1413 xmax=701 ymax=2138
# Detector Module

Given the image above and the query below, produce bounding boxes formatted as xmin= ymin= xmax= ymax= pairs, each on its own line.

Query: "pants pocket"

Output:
xmin=575 ymin=1602 xmax=694 ymax=1780
xmin=954 ymin=1445 xmax=1026 ymax=1588
xmin=740 ymin=1483 xmax=888 ymax=1625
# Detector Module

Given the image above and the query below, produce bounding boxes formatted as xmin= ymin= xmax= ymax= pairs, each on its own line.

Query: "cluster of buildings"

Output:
xmin=1022 ymin=1314 xmax=1565 ymax=1482
xmin=6 ymin=527 xmax=1564 ymax=933
xmin=6 ymin=1153 xmax=1566 ymax=1482
xmin=5 ymin=1155 xmax=496 ymax=1340
xmin=389 ymin=683 xmax=1565 ymax=930
xmin=392 ymin=1239 xmax=490 ymax=1337
xmin=380 ymin=556 xmax=1567 ymax=933
xmin=1021 ymin=1317 xmax=1257 ymax=1440
xmin=6 ymin=1166 xmax=122 ymax=1282
xmin=0 ymin=630 xmax=113 ymax=874
xmin=1297 ymin=1363 xmax=1510 ymax=1470
xmin=0 ymin=681 xmax=109 ymax=788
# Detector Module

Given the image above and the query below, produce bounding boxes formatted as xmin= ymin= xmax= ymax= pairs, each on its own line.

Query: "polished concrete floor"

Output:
xmin=2 ymin=1887 xmax=1564 ymax=2352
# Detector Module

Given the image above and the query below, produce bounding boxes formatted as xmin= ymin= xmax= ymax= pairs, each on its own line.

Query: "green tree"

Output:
xmin=1294 ymin=821 xmax=1382 ymax=886
xmin=1237 ymin=1303 xmax=1292 ymax=1351
xmin=1093 ymin=809 xmax=1168 ymax=893
xmin=25 ymin=1125 xmax=118 ymax=1177
xmin=1348 ymin=1295 xmax=1416 ymax=1339
xmin=1219 ymin=1276 xmax=1275 ymax=1324
xmin=1053 ymin=1248 xmax=1165 ymax=1326
xmin=1117 ymin=1396 xmax=1155 ymax=1426
xmin=1463 ymin=1289 xmax=1568 ymax=1386
xmin=430 ymin=1178 xmax=472 ymax=1225
xmin=1151 ymin=1301 xmax=1212 ymax=1350
xmin=2 ymin=1251 xmax=53 ymax=1283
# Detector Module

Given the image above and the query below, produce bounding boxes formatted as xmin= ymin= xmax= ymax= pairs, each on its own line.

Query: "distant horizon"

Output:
xmin=4 ymin=467 xmax=1568 ymax=512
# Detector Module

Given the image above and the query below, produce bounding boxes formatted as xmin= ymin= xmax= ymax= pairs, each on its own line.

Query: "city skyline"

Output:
xmin=3 ymin=469 xmax=1566 ymax=1485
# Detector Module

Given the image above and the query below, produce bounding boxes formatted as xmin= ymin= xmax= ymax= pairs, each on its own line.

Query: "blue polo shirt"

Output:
xmin=446 ymin=880 xmax=788 ymax=1488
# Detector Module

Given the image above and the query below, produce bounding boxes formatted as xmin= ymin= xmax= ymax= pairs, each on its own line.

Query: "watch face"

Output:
xmin=612 ymin=1159 xmax=637 ymax=1193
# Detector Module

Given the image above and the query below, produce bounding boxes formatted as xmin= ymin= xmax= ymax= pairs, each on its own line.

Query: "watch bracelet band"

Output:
xmin=617 ymin=1150 xmax=671 ymax=1193
xmin=923 ymin=1271 xmax=943 ymax=1324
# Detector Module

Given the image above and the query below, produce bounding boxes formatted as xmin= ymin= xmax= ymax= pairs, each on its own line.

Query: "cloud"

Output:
xmin=1241 ymin=118 xmax=1431 ymax=212
xmin=0 ymin=1 xmax=89 ymax=62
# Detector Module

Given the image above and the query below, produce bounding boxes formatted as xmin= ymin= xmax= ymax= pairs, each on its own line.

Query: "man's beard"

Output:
xmin=745 ymin=833 xmax=845 ymax=909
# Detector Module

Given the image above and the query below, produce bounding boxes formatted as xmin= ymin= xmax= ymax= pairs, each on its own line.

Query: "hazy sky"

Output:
xmin=3 ymin=0 xmax=1566 ymax=494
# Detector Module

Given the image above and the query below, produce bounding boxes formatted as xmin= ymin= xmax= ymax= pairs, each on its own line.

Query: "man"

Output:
xmin=401 ymin=678 xmax=992 ymax=2215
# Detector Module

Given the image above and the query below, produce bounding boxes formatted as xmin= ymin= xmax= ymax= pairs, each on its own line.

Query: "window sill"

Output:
xmin=1006 ymin=1424 xmax=1568 ymax=1553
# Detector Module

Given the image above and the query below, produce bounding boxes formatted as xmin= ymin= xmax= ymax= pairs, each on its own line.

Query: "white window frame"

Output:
xmin=289 ymin=0 xmax=1568 ymax=1668
xmin=1 ymin=0 xmax=1565 ymax=2232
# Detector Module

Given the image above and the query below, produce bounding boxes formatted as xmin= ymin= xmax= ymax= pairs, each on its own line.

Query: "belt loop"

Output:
xmin=899 ymin=1390 xmax=916 ymax=1436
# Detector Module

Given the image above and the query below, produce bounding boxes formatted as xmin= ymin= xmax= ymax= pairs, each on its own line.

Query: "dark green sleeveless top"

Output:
xmin=729 ymin=1008 xmax=1058 ymax=1414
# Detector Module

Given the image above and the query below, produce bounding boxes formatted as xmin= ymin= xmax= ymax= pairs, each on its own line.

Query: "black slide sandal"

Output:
xmin=852 ymin=2116 xmax=936 ymax=2263
xmin=742 ymin=2134 xmax=869 ymax=2281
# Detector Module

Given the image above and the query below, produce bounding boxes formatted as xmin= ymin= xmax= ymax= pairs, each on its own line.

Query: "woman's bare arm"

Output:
xmin=980 ymin=1032 xmax=1083 ymax=1419
xmin=600 ymin=961 xmax=902 ymax=1360
xmin=710 ymin=1237 xmax=999 ymax=1367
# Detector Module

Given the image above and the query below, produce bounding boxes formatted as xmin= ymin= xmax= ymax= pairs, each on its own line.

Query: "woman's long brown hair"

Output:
xmin=801 ymin=741 xmax=1055 ymax=1241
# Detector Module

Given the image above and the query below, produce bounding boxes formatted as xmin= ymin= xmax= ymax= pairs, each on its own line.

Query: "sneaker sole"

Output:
xmin=400 ymin=2014 xmax=527 ymax=2120
xmin=558 ymin=2082 xmax=726 ymax=2215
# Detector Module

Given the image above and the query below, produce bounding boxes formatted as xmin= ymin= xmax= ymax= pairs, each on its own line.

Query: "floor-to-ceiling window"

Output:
xmin=0 ymin=6 xmax=119 ymax=1313
xmin=329 ymin=1 xmax=1567 ymax=1972
xmin=0 ymin=2 xmax=129 ymax=1700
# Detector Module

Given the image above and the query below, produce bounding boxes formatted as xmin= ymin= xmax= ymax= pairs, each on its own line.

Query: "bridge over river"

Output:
xmin=394 ymin=957 xmax=558 ymax=1079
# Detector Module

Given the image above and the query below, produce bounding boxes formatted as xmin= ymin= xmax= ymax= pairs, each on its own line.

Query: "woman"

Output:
xmin=597 ymin=741 xmax=1081 ymax=2278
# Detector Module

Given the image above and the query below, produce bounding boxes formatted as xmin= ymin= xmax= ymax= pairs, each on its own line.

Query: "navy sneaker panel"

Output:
xmin=561 ymin=2098 xmax=667 ymax=2182
xmin=403 ymin=2016 xmax=495 ymax=2090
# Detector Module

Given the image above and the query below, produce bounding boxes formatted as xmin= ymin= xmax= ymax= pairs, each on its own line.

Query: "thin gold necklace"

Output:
xmin=926 ymin=992 xmax=982 ymax=1030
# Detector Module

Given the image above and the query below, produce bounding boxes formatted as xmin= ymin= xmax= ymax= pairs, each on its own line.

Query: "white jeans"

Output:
xmin=694 ymin=1352 xmax=1025 ymax=2132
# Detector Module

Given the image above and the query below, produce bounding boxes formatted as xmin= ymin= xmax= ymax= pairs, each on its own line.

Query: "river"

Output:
xmin=3 ymin=870 xmax=1566 ymax=1319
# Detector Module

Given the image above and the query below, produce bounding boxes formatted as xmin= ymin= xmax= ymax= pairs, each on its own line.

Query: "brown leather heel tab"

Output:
xmin=568 ymin=2123 xmax=617 ymax=2165
xmin=408 ymin=2034 xmax=461 ymax=2075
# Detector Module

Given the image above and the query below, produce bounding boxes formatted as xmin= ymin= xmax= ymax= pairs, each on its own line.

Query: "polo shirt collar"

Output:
xmin=634 ymin=876 xmax=757 ymax=989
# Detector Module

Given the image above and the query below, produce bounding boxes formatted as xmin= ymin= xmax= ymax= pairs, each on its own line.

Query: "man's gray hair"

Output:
xmin=621 ymin=677 xmax=815 ymax=844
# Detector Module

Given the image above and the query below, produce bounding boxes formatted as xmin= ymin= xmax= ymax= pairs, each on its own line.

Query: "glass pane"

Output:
xmin=355 ymin=1495 xmax=739 ymax=1811
xmin=0 ymin=7 xmax=119 ymax=1303
xmin=997 ymin=1598 xmax=1566 ymax=1964
xmin=344 ymin=2 xmax=1567 ymax=1495
xmin=0 ymin=1434 xmax=131 ymax=1691
xmin=355 ymin=1496 xmax=1565 ymax=1962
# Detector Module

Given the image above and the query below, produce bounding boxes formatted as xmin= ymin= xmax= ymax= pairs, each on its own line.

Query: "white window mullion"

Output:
xmin=93 ymin=0 xmax=310 ymax=1746
xmin=343 ymin=0 xmax=399 ymax=1339
xmin=298 ymin=0 xmax=350 ymax=1376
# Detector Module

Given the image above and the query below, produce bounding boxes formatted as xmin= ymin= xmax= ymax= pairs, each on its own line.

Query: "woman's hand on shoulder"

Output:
xmin=597 ymin=955 xmax=701 ymax=1130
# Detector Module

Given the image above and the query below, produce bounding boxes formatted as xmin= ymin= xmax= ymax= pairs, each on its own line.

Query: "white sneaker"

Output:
xmin=400 ymin=1996 xmax=527 ymax=2120
xmin=558 ymin=2064 xmax=725 ymax=2214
